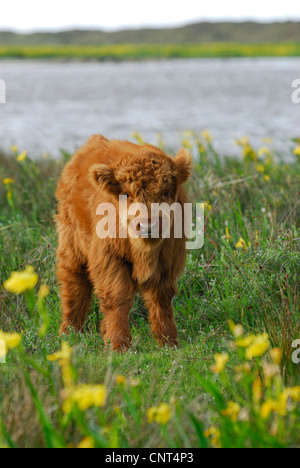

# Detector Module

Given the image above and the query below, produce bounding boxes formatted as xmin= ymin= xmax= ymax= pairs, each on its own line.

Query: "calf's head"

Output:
xmin=90 ymin=147 xmax=192 ymax=245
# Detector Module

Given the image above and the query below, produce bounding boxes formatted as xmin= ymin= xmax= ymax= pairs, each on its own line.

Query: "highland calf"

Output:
xmin=56 ymin=135 xmax=192 ymax=351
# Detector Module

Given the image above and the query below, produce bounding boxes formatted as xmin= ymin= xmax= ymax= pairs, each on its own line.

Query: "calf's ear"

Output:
xmin=174 ymin=148 xmax=192 ymax=184
xmin=89 ymin=164 xmax=120 ymax=195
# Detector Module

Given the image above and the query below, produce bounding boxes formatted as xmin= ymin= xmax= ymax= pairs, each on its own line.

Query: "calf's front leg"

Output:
xmin=141 ymin=281 xmax=178 ymax=347
xmin=89 ymin=257 xmax=136 ymax=352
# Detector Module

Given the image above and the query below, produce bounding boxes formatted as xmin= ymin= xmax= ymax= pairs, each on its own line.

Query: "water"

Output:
xmin=0 ymin=58 xmax=299 ymax=158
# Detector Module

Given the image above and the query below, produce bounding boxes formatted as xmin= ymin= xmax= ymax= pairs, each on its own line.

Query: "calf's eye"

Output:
xmin=164 ymin=190 xmax=169 ymax=197
xmin=123 ymin=192 xmax=129 ymax=198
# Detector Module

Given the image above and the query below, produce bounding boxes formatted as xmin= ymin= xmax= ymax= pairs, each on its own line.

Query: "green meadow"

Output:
xmin=0 ymin=132 xmax=299 ymax=448
xmin=0 ymin=43 xmax=300 ymax=60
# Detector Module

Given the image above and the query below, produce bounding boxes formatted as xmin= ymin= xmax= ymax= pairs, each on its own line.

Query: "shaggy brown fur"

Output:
xmin=56 ymin=134 xmax=192 ymax=351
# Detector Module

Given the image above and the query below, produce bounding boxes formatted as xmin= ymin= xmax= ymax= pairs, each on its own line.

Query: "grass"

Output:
xmin=0 ymin=43 xmax=300 ymax=60
xmin=0 ymin=132 xmax=299 ymax=448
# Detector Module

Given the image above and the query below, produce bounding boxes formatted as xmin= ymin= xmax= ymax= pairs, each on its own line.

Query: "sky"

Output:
xmin=2 ymin=0 xmax=300 ymax=32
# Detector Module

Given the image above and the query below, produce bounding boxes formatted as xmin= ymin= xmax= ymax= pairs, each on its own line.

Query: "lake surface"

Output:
xmin=0 ymin=58 xmax=299 ymax=158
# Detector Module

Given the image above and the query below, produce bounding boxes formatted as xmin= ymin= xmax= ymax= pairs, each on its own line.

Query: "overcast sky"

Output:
xmin=2 ymin=0 xmax=300 ymax=32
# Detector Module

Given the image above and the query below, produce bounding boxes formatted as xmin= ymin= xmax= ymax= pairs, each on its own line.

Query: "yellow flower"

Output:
xmin=235 ymin=334 xmax=255 ymax=347
xmin=47 ymin=341 xmax=72 ymax=363
xmin=181 ymin=138 xmax=192 ymax=149
xmin=38 ymin=284 xmax=50 ymax=299
xmin=148 ymin=403 xmax=171 ymax=425
xmin=261 ymin=387 xmax=300 ymax=420
xmin=293 ymin=145 xmax=300 ymax=156
xmin=260 ymin=399 xmax=277 ymax=419
xmin=269 ymin=348 xmax=282 ymax=365
xmin=235 ymin=237 xmax=248 ymax=250
xmin=10 ymin=146 xmax=18 ymax=153
xmin=17 ymin=150 xmax=27 ymax=162
xmin=283 ymin=386 xmax=300 ymax=402
xmin=264 ymin=175 xmax=270 ymax=182
xmin=204 ymin=427 xmax=221 ymax=448
xmin=228 ymin=320 xmax=244 ymax=338
xmin=204 ymin=201 xmax=212 ymax=212
xmin=63 ymin=384 xmax=107 ymax=413
xmin=77 ymin=436 xmax=95 ymax=449
xmin=245 ymin=333 xmax=270 ymax=360
xmin=0 ymin=330 xmax=22 ymax=358
xmin=255 ymin=164 xmax=265 ymax=173
xmin=47 ymin=342 xmax=73 ymax=388
xmin=3 ymin=178 xmax=14 ymax=185
xmin=221 ymin=401 xmax=241 ymax=422
xmin=116 ymin=375 xmax=126 ymax=386
xmin=201 ymin=130 xmax=213 ymax=143
xmin=211 ymin=353 xmax=229 ymax=373
xmin=4 ymin=266 xmax=38 ymax=294
xmin=258 ymin=147 xmax=271 ymax=157
xmin=222 ymin=226 xmax=231 ymax=241
xmin=131 ymin=132 xmax=144 ymax=145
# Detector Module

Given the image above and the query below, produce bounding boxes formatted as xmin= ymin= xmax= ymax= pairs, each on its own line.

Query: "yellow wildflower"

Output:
xmin=116 ymin=375 xmax=126 ymax=386
xmin=235 ymin=334 xmax=255 ymax=348
xmin=245 ymin=333 xmax=270 ymax=360
xmin=269 ymin=348 xmax=282 ymax=365
xmin=181 ymin=138 xmax=192 ymax=149
xmin=264 ymin=175 xmax=270 ymax=182
xmin=201 ymin=130 xmax=213 ymax=143
xmin=221 ymin=401 xmax=241 ymax=422
xmin=47 ymin=342 xmax=73 ymax=388
xmin=228 ymin=320 xmax=244 ymax=338
xmin=204 ymin=427 xmax=221 ymax=448
xmin=235 ymin=237 xmax=248 ymax=250
xmin=0 ymin=330 xmax=22 ymax=358
xmin=38 ymin=284 xmax=50 ymax=299
xmin=4 ymin=266 xmax=38 ymax=294
xmin=260 ymin=399 xmax=277 ymax=419
xmin=17 ymin=150 xmax=27 ymax=162
xmin=283 ymin=386 xmax=300 ymax=402
xmin=77 ymin=436 xmax=95 ymax=449
xmin=255 ymin=164 xmax=265 ymax=173
xmin=131 ymin=132 xmax=144 ymax=145
xmin=47 ymin=341 xmax=72 ymax=363
xmin=148 ymin=403 xmax=171 ymax=425
xmin=211 ymin=353 xmax=229 ymax=373
xmin=3 ymin=178 xmax=14 ymax=185
xmin=63 ymin=384 xmax=107 ymax=413
xmin=258 ymin=147 xmax=271 ymax=157
xmin=204 ymin=201 xmax=212 ymax=212
xmin=293 ymin=145 xmax=300 ymax=156
xmin=10 ymin=146 xmax=18 ymax=153
xmin=222 ymin=226 xmax=231 ymax=241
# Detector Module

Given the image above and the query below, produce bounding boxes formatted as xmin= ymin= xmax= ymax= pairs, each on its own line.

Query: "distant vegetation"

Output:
xmin=1 ymin=21 xmax=300 ymax=60
xmin=0 ymin=43 xmax=300 ymax=60
xmin=1 ymin=21 xmax=300 ymax=45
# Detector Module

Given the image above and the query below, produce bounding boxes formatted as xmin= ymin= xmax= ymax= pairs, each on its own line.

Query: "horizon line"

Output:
xmin=1 ymin=17 xmax=300 ymax=35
